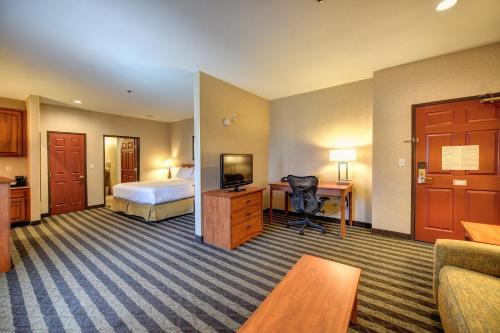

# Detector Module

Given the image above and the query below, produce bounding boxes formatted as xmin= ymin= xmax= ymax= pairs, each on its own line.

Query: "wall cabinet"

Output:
xmin=0 ymin=108 xmax=26 ymax=157
xmin=10 ymin=187 xmax=30 ymax=224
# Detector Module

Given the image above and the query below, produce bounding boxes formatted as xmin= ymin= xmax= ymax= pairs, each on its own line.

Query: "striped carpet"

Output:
xmin=0 ymin=208 xmax=442 ymax=332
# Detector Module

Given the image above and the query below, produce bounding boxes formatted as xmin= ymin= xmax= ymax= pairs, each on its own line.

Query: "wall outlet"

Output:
xmin=398 ymin=158 xmax=406 ymax=167
xmin=5 ymin=165 xmax=12 ymax=172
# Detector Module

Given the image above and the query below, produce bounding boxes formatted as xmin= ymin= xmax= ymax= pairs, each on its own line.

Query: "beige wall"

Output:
xmin=269 ymin=79 xmax=373 ymax=223
xmin=169 ymin=117 xmax=194 ymax=165
xmin=196 ymin=72 xmax=269 ymax=235
xmin=373 ymin=42 xmax=500 ymax=234
xmin=0 ymin=96 xmax=27 ymax=178
xmin=39 ymin=104 xmax=171 ymax=213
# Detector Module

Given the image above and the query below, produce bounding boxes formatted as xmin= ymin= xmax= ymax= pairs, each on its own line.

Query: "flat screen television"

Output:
xmin=220 ymin=153 xmax=253 ymax=192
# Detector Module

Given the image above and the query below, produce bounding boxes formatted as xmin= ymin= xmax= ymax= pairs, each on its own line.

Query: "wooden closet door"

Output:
xmin=121 ymin=139 xmax=137 ymax=183
xmin=49 ymin=132 xmax=86 ymax=215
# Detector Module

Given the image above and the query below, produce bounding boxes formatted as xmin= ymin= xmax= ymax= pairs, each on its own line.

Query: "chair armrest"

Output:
xmin=433 ymin=239 xmax=500 ymax=301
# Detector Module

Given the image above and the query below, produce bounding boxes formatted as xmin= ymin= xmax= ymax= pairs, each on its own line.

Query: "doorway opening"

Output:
xmin=103 ymin=135 xmax=140 ymax=207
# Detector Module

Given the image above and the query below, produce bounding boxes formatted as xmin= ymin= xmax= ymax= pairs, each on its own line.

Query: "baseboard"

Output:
xmin=264 ymin=208 xmax=372 ymax=229
xmin=87 ymin=204 xmax=105 ymax=210
xmin=29 ymin=220 xmax=41 ymax=226
xmin=11 ymin=221 xmax=31 ymax=228
xmin=371 ymin=228 xmax=411 ymax=240
xmin=41 ymin=213 xmax=51 ymax=218
xmin=194 ymin=235 xmax=204 ymax=243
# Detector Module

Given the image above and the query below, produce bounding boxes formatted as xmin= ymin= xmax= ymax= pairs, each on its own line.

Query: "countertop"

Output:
xmin=0 ymin=177 xmax=14 ymax=185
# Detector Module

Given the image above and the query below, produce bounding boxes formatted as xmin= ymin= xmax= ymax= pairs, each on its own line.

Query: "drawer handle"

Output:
xmin=246 ymin=225 xmax=252 ymax=229
xmin=246 ymin=212 xmax=252 ymax=216
xmin=246 ymin=200 xmax=252 ymax=204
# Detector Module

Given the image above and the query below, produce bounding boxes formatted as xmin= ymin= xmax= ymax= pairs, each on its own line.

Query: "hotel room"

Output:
xmin=0 ymin=1 xmax=499 ymax=332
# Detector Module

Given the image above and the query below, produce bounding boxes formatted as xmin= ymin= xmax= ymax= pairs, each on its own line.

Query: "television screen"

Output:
xmin=220 ymin=154 xmax=253 ymax=191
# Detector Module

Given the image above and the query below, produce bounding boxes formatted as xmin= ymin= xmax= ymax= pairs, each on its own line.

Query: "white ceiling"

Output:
xmin=1 ymin=0 xmax=499 ymax=121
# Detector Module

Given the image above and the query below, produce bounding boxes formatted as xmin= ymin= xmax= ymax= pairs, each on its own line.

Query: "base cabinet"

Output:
xmin=203 ymin=187 xmax=264 ymax=250
xmin=10 ymin=188 xmax=30 ymax=224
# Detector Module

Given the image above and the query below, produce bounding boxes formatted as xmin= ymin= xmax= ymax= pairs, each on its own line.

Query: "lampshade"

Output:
xmin=329 ymin=149 xmax=356 ymax=162
xmin=163 ymin=159 xmax=175 ymax=168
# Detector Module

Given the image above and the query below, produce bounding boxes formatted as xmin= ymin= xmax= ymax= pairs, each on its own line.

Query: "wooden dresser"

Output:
xmin=10 ymin=187 xmax=30 ymax=224
xmin=203 ymin=187 xmax=265 ymax=250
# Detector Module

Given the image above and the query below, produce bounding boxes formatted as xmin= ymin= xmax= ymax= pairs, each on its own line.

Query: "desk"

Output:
xmin=462 ymin=221 xmax=500 ymax=246
xmin=269 ymin=181 xmax=353 ymax=239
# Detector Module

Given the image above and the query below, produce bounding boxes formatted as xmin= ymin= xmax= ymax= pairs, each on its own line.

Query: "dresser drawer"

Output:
xmin=231 ymin=215 xmax=262 ymax=248
xmin=10 ymin=188 xmax=27 ymax=199
xmin=231 ymin=192 xmax=262 ymax=212
xmin=232 ymin=204 xmax=262 ymax=225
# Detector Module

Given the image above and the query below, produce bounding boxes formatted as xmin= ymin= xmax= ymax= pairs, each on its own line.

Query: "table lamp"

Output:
xmin=163 ymin=159 xmax=176 ymax=178
xmin=329 ymin=149 xmax=356 ymax=185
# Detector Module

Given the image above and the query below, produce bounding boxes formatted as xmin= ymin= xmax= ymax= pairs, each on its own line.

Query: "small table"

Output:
xmin=461 ymin=221 xmax=500 ymax=246
xmin=238 ymin=254 xmax=361 ymax=333
xmin=269 ymin=181 xmax=353 ymax=239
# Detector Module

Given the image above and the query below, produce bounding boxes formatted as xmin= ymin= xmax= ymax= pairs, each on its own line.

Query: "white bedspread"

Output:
xmin=113 ymin=178 xmax=194 ymax=205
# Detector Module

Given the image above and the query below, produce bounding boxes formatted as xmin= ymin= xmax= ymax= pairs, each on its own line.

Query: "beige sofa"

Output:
xmin=433 ymin=239 xmax=500 ymax=332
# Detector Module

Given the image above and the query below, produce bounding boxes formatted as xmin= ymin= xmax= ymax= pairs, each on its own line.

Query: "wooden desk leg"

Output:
xmin=340 ymin=191 xmax=346 ymax=239
xmin=269 ymin=188 xmax=273 ymax=224
xmin=350 ymin=293 xmax=358 ymax=324
xmin=348 ymin=190 xmax=353 ymax=227
xmin=284 ymin=191 xmax=289 ymax=215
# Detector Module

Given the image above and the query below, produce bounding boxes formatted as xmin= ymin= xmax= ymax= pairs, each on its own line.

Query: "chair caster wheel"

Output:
xmin=299 ymin=230 xmax=304 ymax=235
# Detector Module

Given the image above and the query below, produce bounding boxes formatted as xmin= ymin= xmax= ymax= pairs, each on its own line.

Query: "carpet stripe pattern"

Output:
xmin=0 ymin=208 xmax=442 ymax=332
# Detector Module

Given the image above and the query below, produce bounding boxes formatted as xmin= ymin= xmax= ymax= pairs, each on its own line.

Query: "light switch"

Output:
xmin=398 ymin=159 xmax=406 ymax=167
xmin=5 ymin=165 xmax=12 ymax=172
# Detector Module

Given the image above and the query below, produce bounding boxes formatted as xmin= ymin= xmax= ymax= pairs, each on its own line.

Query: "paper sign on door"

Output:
xmin=442 ymin=145 xmax=479 ymax=170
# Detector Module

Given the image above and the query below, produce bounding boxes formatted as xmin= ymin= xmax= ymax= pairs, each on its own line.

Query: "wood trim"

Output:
xmin=47 ymin=131 xmax=88 ymax=215
xmin=102 ymin=135 xmax=141 ymax=204
xmin=410 ymin=92 xmax=500 ymax=240
xmin=87 ymin=204 xmax=105 ymax=210
xmin=371 ymin=228 xmax=411 ymax=240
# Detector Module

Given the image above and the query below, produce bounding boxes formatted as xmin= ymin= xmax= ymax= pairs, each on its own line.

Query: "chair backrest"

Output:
xmin=286 ymin=175 xmax=319 ymax=213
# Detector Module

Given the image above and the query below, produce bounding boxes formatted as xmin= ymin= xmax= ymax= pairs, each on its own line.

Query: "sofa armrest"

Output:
xmin=433 ymin=239 xmax=500 ymax=302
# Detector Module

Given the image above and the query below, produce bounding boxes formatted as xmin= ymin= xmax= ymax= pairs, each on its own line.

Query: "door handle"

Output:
xmin=79 ymin=175 xmax=84 ymax=179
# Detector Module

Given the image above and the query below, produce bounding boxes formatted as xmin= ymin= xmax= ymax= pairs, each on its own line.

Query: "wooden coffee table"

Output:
xmin=238 ymin=254 xmax=361 ymax=333
xmin=462 ymin=221 xmax=500 ymax=246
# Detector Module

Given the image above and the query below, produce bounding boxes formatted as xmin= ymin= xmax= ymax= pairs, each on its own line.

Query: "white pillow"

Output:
xmin=176 ymin=167 xmax=194 ymax=180
xmin=170 ymin=166 xmax=180 ymax=178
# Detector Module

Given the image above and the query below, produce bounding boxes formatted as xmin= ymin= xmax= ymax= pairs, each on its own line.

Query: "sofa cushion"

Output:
xmin=438 ymin=265 xmax=500 ymax=333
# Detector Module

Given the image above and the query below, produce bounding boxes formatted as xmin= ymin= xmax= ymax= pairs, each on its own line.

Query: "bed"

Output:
xmin=110 ymin=166 xmax=194 ymax=222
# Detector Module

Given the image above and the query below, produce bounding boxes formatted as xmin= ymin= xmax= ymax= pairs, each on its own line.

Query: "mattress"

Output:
xmin=113 ymin=178 xmax=194 ymax=205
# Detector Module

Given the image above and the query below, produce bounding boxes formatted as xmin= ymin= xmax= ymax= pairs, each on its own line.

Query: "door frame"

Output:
xmin=102 ymin=135 xmax=141 ymax=202
xmin=47 ymin=131 xmax=88 ymax=215
xmin=410 ymin=92 xmax=500 ymax=240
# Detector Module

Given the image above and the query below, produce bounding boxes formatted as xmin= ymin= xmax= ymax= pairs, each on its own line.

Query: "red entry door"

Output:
xmin=49 ymin=132 xmax=86 ymax=215
xmin=415 ymin=99 xmax=500 ymax=243
xmin=121 ymin=138 xmax=137 ymax=183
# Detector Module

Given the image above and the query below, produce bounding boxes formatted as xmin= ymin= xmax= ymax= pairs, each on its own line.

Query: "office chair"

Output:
xmin=286 ymin=175 xmax=329 ymax=235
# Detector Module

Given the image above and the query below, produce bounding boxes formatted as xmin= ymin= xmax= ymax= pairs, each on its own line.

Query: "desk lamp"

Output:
xmin=329 ymin=149 xmax=356 ymax=185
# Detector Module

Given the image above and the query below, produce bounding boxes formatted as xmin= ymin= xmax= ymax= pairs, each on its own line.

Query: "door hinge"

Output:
xmin=404 ymin=138 xmax=419 ymax=144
